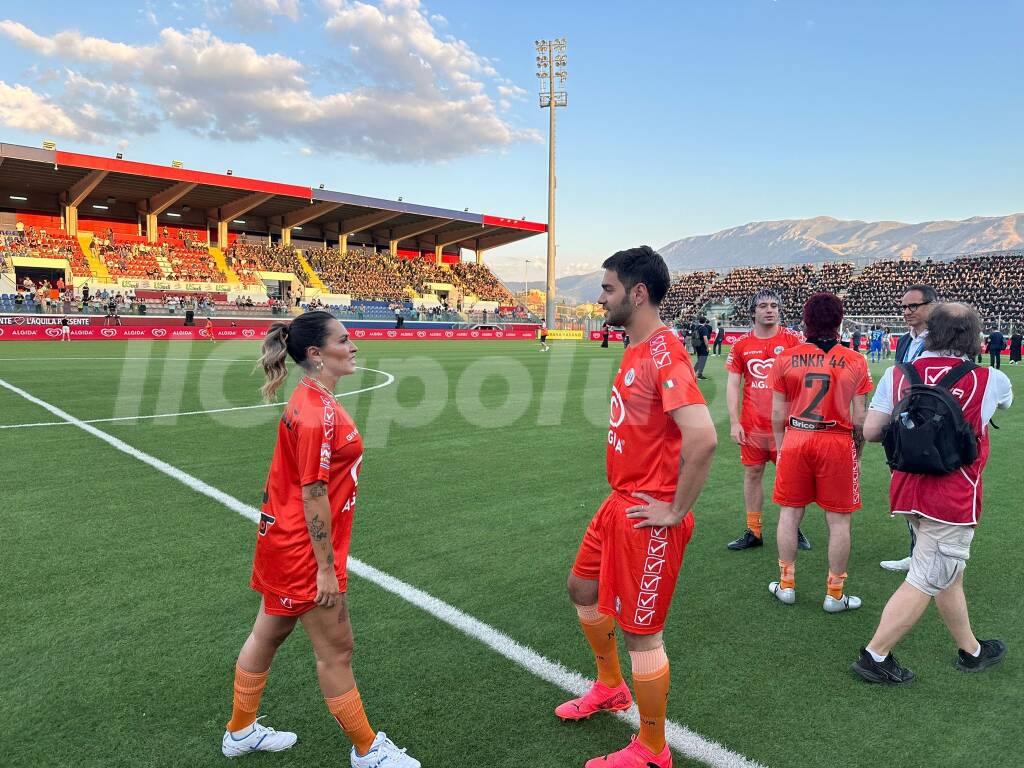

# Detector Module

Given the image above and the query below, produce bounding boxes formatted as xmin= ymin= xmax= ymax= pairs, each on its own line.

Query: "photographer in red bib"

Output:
xmin=852 ymin=303 xmax=1013 ymax=684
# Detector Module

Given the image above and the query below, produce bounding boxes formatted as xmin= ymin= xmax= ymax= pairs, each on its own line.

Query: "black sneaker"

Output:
xmin=851 ymin=647 xmax=916 ymax=684
xmin=956 ymin=639 xmax=1006 ymax=673
xmin=726 ymin=528 xmax=763 ymax=550
xmin=797 ymin=528 xmax=812 ymax=550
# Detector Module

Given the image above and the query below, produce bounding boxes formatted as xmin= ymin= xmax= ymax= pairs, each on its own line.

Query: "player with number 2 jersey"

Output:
xmin=765 ymin=293 xmax=872 ymax=615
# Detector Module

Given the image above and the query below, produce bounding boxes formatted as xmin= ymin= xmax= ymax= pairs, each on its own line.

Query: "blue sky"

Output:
xmin=1 ymin=0 xmax=1022 ymax=281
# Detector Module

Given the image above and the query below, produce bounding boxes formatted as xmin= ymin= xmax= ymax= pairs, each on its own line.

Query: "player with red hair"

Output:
xmin=767 ymin=293 xmax=873 ymax=613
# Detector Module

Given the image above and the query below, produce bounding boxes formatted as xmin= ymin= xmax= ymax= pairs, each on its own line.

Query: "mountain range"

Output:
xmin=502 ymin=213 xmax=1024 ymax=304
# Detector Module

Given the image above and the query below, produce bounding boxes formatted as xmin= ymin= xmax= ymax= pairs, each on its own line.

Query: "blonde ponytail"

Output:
xmin=258 ymin=322 xmax=290 ymax=402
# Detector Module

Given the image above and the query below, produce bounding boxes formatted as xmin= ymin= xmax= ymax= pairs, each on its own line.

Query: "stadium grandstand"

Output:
xmin=5 ymin=141 xmax=1019 ymax=335
xmin=0 ymin=141 xmax=544 ymax=324
xmin=659 ymin=251 xmax=1024 ymax=333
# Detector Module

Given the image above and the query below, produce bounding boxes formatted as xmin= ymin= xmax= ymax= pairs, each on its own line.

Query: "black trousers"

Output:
xmin=694 ymin=349 xmax=709 ymax=376
xmin=713 ymin=338 xmax=723 ymax=355
xmin=990 ymin=351 xmax=1001 ymax=368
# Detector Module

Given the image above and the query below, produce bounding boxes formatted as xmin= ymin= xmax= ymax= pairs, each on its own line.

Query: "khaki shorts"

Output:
xmin=906 ymin=516 xmax=974 ymax=597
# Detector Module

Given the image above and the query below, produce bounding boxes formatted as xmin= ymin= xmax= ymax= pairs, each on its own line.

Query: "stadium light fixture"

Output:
xmin=171 ymin=160 xmax=183 ymax=169
xmin=318 ymin=184 xmax=325 ymax=189
xmin=535 ymin=37 xmax=568 ymax=329
xmin=294 ymin=226 xmax=303 ymax=231
xmin=9 ymin=195 xmax=27 ymax=201
xmin=181 ymin=205 xmax=191 ymax=212
xmin=464 ymin=207 xmax=469 ymax=212
xmin=42 ymin=140 xmax=56 ymax=150
xmin=92 ymin=204 xmax=109 ymax=210
xmin=166 ymin=212 xmax=182 ymax=218
xmin=115 ymin=152 xmax=123 ymax=160
xmin=398 ymin=196 xmax=404 ymax=201
xmin=232 ymin=219 xmax=246 ymax=225
xmin=226 ymin=169 xmax=234 ymax=176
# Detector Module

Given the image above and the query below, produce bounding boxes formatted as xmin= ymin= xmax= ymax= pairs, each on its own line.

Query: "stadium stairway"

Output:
xmin=294 ymin=251 xmax=327 ymax=291
xmin=209 ymin=246 xmax=240 ymax=283
xmin=153 ymin=252 xmax=173 ymax=278
xmin=78 ymin=232 xmax=110 ymax=280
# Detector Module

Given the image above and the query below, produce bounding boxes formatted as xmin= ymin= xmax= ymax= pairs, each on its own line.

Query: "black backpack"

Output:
xmin=881 ymin=361 xmax=979 ymax=475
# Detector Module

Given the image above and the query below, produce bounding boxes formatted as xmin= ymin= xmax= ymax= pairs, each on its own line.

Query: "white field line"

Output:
xmin=0 ymin=377 xmax=766 ymax=768
xmin=0 ymin=365 xmax=394 ymax=430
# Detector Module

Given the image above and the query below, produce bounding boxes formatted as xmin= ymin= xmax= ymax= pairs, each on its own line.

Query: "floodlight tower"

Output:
xmin=535 ymin=38 xmax=567 ymax=329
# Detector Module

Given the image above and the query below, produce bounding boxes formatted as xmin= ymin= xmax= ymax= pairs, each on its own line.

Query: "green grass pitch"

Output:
xmin=1 ymin=340 xmax=1018 ymax=767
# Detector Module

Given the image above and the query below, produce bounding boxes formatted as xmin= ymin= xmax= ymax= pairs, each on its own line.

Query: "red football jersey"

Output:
xmin=769 ymin=342 xmax=872 ymax=432
xmin=252 ymin=377 xmax=364 ymax=600
xmin=889 ymin=358 xmax=994 ymax=525
xmin=725 ymin=328 xmax=803 ymax=432
xmin=607 ymin=327 xmax=705 ymax=497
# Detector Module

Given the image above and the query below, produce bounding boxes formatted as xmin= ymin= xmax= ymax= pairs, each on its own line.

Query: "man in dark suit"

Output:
xmin=893 ymin=284 xmax=938 ymax=366
xmin=693 ymin=316 xmax=712 ymax=379
xmin=882 ymin=284 xmax=938 ymax=573
xmin=987 ymin=328 xmax=1005 ymax=369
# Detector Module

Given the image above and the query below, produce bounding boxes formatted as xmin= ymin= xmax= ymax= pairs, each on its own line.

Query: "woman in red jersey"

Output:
xmin=221 ymin=311 xmax=419 ymax=768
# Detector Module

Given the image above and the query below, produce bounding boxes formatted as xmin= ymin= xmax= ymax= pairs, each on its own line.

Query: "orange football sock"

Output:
xmin=630 ymin=647 xmax=669 ymax=754
xmin=227 ymin=664 xmax=268 ymax=733
xmin=827 ymin=571 xmax=847 ymax=600
xmin=779 ymin=559 xmax=796 ymax=591
xmin=746 ymin=511 xmax=763 ymax=539
xmin=576 ymin=605 xmax=623 ymax=687
xmin=326 ymin=687 xmax=376 ymax=756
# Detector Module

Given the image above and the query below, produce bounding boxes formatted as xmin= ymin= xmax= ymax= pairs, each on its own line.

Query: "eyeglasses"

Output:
xmin=900 ymin=300 xmax=933 ymax=312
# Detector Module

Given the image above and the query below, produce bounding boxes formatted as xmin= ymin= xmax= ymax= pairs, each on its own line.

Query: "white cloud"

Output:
xmin=208 ymin=0 xmax=302 ymax=30
xmin=0 ymin=7 xmax=539 ymax=163
xmin=0 ymin=81 xmax=97 ymax=140
xmin=323 ymin=0 xmax=499 ymax=94
xmin=0 ymin=20 xmax=138 ymax=65
xmin=298 ymin=146 xmax=314 ymax=155
xmin=497 ymin=84 xmax=527 ymax=99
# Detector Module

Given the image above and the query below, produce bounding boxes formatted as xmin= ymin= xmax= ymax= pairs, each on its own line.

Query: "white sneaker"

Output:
xmin=221 ymin=717 xmax=297 ymax=757
xmin=823 ymin=594 xmax=862 ymax=613
xmin=880 ymin=556 xmax=912 ymax=572
xmin=768 ymin=581 xmax=796 ymax=605
xmin=351 ymin=732 xmax=420 ymax=768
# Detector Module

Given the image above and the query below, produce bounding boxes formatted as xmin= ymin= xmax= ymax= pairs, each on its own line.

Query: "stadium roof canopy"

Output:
xmin=0 ymin=141 xmax=545 ymax=255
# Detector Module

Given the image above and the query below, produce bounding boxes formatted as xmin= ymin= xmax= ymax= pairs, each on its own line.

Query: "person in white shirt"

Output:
xmin=882 ymin=285 xmax=937 ymax=572
xmin=853 ymin=303 xmax=1012 ymax=683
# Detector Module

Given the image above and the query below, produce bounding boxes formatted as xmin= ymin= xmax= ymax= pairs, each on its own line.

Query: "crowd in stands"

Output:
xmin=94 ymin=240 xmax=163 ymax=279
xmin=165 ymin=243 xmax=225 ymax=283
xmin=450 ymin=262 xmax=517 ymax=303
xmin=5 ymin=223 xmax=527 ymax=318
xmin=395 ymin=254 xmax=452 ymax=291
xmin=660 ymin=250 xmax=1023 ymax=331
xmin=304 ymin=247 xmax=406 ymax=301
xmin=227 ymin=242 xmax=310 ymax=286
xmin=1 ymin=227 xmax=92 ymax=275
xmin=844 ymin=252 xmax=1024 ymax=328
xmin=89 ymin=235 xmax=226 ymax=283
xmin=660 ymin=270 xmax=717 ymax=320
xmin=663 ymin=262 xmax=861 ymax=327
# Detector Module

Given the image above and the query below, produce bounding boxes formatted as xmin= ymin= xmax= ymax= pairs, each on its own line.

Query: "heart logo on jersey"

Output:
xmin=747 ymin=358 xmax=773 ymax=380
